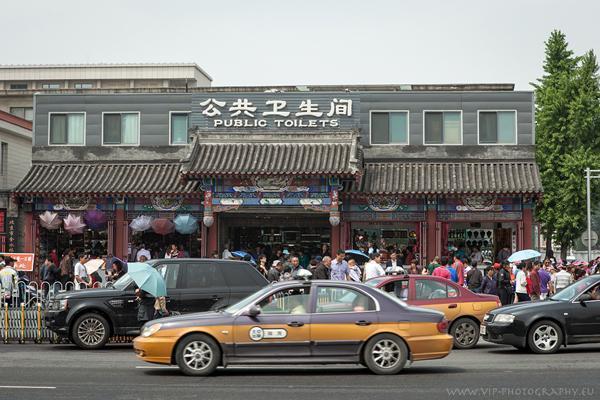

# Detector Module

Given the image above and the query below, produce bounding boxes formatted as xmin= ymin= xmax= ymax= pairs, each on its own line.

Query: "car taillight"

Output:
xmin=437 ymin=319 xmax=449 ymax=333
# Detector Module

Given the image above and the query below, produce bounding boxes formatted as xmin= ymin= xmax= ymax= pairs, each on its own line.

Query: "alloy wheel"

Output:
xmin=182 ymin=341 xmax=213 ymax=371
xmin=532 ymin=325 xmax=559 ymax=351
xmin=455 ymin=322 xmax=477 ymax=346
xmin=372 ymin=339 xmax=401 ymax=369
xmin=77 ymin=318 xmax=106 ymax=346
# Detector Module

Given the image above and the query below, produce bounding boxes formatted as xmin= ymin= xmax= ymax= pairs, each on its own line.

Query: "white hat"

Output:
xmin=272 ymin=260 xmax=281 ymax=267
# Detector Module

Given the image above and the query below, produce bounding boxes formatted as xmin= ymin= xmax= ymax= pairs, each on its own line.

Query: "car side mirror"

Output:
xmin=579 ymin=293 xmax=592 ymax=304
xmin=246 ymin=305 xmax=262 ymax=317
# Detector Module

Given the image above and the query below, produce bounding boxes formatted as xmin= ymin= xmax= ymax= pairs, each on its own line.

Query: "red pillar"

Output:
xmin=331 ymin=224 xmax=341 ymax=256
xmin=23 ymin=212 xmax=34 ymax=253
xmin=113 ymin=208 xmax=128 ymax=260
xmin=425 ymin=207 xmax=437 ymax=263
xmin=206 ymin=214 xmax=218 ymax=258
xmin=522 ymin=206 xmax=533 ymax=250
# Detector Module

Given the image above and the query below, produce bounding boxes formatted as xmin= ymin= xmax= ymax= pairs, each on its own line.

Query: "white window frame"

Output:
xmin=169 ymin=111 xmax=191 ymax=146
xmin=422 ymin=110 xmax=463 ymax=146
xmin=368 ymin=110 xmax=410 ymax=146
xmin=74 ymin=82 xmax=93 ymax=89
xmin=41 ymin=83 xmax=61 ymax=89
xmin=477 ymin=110 xmax=518 ymax=145
xmin=101 ymin=111 xmax=141 ymax=146
xmin=47 ymin=112 xmax=87 ymax=147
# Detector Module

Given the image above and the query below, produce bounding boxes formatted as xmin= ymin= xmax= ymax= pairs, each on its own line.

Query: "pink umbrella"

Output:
xmin=64 ymin=214 xmax=86 ymax=234
xmin=39 ymin=211 xmax=62 ymax=230
xmin=151 ymin=218 xmax=175 ymax=235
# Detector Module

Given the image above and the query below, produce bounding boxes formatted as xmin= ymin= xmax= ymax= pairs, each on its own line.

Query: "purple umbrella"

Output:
xmin=85 ymin=210 xmax=107 ymax=230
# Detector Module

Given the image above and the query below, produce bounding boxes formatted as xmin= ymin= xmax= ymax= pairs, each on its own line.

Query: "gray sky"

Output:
xmin=3 ymin=0 xmax=599 ymax=89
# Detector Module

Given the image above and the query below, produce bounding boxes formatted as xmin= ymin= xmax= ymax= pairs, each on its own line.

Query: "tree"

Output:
xmin=533 ymin=31 xmax=600 ymax=259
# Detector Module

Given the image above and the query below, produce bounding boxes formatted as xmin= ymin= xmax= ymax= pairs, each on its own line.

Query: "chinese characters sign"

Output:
xmin=192 ymin=94 xmax=358 ymax=129
xmin=2 ymin=252 xmax=35 ymax=271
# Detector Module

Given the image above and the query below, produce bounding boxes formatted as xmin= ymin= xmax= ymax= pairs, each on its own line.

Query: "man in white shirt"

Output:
xmin=385 ymin=252 xmax=405 ymax=275
xmin=553 ymin=265 xmax=573 ymax=292
xmin=515 ymin=263 xmax=529 ymax=302
xmin=364 ymin=253 xmax=386 ymax=282
xmin=74 ymin=254 xmax=90 ymax=290
xmin=136 ymin=244 xmax=151 ymax=261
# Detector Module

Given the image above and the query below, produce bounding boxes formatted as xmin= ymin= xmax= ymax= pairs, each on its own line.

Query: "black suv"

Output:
xmin=45 ymin=258 xmax=268 ymax=349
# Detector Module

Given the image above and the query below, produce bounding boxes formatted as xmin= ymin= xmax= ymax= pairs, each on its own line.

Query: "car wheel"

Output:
xmin=175 ymin=334 xmax=221 ymax=376
xmin=451 ymin=318 xmax=480 ymax=349
xmin=527 ymin=320 xmax=562 ymax=354
xmin=72 ymin=313 xmax=110 ymax=350
xmin=363 ymin=334 xmax=408 ymax=375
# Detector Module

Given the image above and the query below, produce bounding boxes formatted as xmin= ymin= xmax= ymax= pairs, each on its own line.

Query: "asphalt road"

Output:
xmin=0 ymin=342 xmax=599 ymax=400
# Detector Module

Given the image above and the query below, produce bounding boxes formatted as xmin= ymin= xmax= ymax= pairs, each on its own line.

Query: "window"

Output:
xmin=0 ymin=142 xmax=7 ymax=176
xmin=9 ymin=107 xmax=33 ymax=121
xmin=155 ymin=264 xmax=180 ymax=289
xmin=182 ymin=263 xmax=226 ymax=289
xmin=370 ymin=111 xmax=409 ymax=144
xmin=170 ymin=112 xmax=190 ymax=145
xmin=42 ymin=83 xmax=61 ymax=89
xmin=221 ymin=263 xmax=267 ymax=287
xmin=415 ymin=279 xmax=458 ymax=300
xmin=315 ymin=287 xmax=376 ymax=313
xmin=49 ymin=113 xmax=85 ymax=145
xmin=102 ymin=112 xmax=139 ymax=145
xmin=383 ymin=280 xmax=409 ymax=301
xmin=9 ymin=83 xmax=27 ymax=90
xmin=74 ymin=83 xmax=93 ymax=89
xmin=478 ymin=111 xmax=517 ymax=144
xmin=259 ymin=287 xmax=311 ymax=315
xmin=424 ymin=111 xmax=462 ymax=145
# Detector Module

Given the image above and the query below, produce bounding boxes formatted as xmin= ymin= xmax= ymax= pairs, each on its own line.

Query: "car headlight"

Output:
xmin=50 ymin=299 xmax=68 ymax=310
xmin=494 ymin=314 xmax=515 ymax=324
xmin=141 ymin=323 xmax=162 ymax=337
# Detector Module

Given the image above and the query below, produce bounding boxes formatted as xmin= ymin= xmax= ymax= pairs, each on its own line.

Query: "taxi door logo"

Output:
xmin=249 ymin=326 xmax=287 ymax=341
xmin=249 ymin=327 xmax=264 ymax=341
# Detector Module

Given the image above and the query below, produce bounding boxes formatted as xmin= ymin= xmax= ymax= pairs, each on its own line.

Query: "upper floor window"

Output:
xmin=0 ymin=142 xmax=7 ymax=176
xmin=49 ymin=113 xmax=85 ymax=145
xmin=42 ymin=83 xmax=61 ymax=89
xmin=102 ymin=112 xmax=140 ymax=145
xmin=9 ymin=83 xmax=27 ymax=90
xmin=74 ymin=83 xmax=93 ymax=89
xmin=370 ymin=111 xmax=409 ymax=145
xmin=170 ymin=112 xmax=190 ymax=145
xmin=424 ymin=111 xmax=462 ymax=145
xmin=10 ymin=107 xmax=33 ymax=121
xmin=478 ymin=111 xmax=517 ymax=144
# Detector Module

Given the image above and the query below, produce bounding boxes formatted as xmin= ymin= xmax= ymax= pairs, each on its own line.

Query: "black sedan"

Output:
xmin=481 ymin=275 xmax=600 ymax=353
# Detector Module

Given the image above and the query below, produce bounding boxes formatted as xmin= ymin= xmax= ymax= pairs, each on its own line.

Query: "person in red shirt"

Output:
xmin=528 ymin=262 xmax=541 ymax=301
xmin=453 ymin=255 xmax=465 ymax=286
xmin=432 ymin=256 xmax=452 ymax=280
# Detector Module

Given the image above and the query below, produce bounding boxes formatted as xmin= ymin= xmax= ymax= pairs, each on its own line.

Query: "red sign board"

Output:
xmin=1 ymin=253 xmax=35 ymax=271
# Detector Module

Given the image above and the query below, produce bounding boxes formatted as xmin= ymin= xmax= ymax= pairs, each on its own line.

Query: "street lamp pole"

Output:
xmin=587 ymin=168 xmax=592 ymax=262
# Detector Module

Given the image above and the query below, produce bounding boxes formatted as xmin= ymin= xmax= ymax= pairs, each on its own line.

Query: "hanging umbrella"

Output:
xmin=39 ymin=211 xmax=62 ymax=230
xmin=85 ymin=210 xmax=107 ymax=230
xmin=174 ymin=214 xmax=199 ymax=234
xmin=507 ymin=249 xmax=542 ymax=263
xmin=345 ymin=249 xmax=370 ymax=263
xmin=127 ymin=262 xmax=167 ymax=297
xmin=129 ymin=215 xmax=153 ymax=232
xmin=85 ymin=259 xmax=105 ymax=275
xmin=232 ymin=250 xmax=255 ymax=262
xmin=63 ymin=214 xmax=86 ymax=234
xmin=151 ymin=218 xmax=175 ymax=235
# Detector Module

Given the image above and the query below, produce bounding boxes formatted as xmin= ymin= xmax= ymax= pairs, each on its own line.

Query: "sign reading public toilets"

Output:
xmin=191 ymin=93 xmax=360 ymax=130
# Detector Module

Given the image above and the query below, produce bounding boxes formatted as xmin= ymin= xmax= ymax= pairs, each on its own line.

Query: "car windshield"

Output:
xmin=112 ymin=273 xmax=134 ymax=291
xmin=223 ymin=285 xmax=274 ymax=315
xmin=550 ymin=277 xmax=596 ymax=301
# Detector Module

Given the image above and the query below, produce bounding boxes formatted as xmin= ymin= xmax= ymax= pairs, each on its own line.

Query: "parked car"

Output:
xmin=365 ymin=274 xmax=501 ymax=349
xmin=45 ymin=259 xmax=268 ymax=349
xmin=134 ymin=280 xmax=453 ymax=376
xmin=481 ymin=275 xmax=600 ymax=353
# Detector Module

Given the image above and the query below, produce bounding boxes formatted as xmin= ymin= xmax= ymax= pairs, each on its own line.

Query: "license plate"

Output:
xmin=480 ymin=325 xmax=487 ymax=335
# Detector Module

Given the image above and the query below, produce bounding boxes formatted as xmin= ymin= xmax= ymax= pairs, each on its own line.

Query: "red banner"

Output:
xmin=1 ymin=252 xmax=35 ymax=271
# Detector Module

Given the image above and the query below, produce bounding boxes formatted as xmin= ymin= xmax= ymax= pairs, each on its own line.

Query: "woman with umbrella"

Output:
xmin=127 ymin=262 xmax=169 ymax=324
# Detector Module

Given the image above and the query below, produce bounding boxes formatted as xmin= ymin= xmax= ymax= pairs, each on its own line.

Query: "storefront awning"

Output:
xmin=14 ymin=162 xmax=200 ymax=197
xmin=181 ymin=131 xmax=362 ymax=179
xmin=361 ymin=161 xmax=543 ymax=195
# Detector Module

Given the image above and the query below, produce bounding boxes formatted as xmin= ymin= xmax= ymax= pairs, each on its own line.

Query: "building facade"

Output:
xmin=13 ymin=84 xmax=542 ymax=267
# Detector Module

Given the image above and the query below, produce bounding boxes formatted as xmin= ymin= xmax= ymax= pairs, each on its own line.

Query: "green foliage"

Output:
xmin=534 ymin=30 xmax=600 ymax=252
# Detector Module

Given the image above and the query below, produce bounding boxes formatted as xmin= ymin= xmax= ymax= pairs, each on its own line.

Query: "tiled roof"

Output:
xmin=0 ymin=110 xmax=32 ymax=130
xmin=14 ymin=163 xmax=200 ymax=197
xmin=181 ymin=132 xmax=362 ymax=178
xmin=361 ymin=161 xmax=542 ymax=195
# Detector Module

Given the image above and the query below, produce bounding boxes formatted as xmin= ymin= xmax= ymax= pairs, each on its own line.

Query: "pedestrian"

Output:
xmin=497 ymin=246 xmax=512 ymax=263
xmin=256 ymin=255 xmax=268 ymax=277
xmin=312 ymin=256 xmax=331 ymax=280
xmin=427 ymin=256 xmax=440 ymax=275
xmin=136 ymin=244 xmax=151 ymax=261
xmin=385 ymin=252 xmax=405 ymax=275
xmin=538 ymin=262 xmax=551 ymax=300
xmin=42 ymin=256 xmax=60 ymax=296
xmin=320 ymin=244 xmax=330 ymax=258
xmin=178 ymin=245 xmax=189 ymax=258
xmin=136 ymin=288 xmax=156 ymax=325
xmin=363 ymin=252 xmax=386 ymax=281
xmin=407 ymin=260 xmax=421 ymax=275
xmin=452 ymin=255 xmax=465 ymax=286
xmin=0 ymin=257 xmax=18 ymax=304
xmin=497 ymin=262 xmax=513 ymax=305
xmin=479 ymin=266 xmax=498 ymax=295
xmin=330 ymin=250 xmax=350 ymax=281
xmin=552 ymin=265 xmax=573 ymax=293
xmin=467 ymin=261 xmax=483 ymax=293
xmin=267 ymin=260 xmax=283 ymax=282
xmin=432 ymin=256 xmax=452 ymax=280
xmin=470 ymin=247 xmax=483 ymax=264
xmin=348 ymin=259 xmax=362 ymax=282
xmin=59 ymin=251 xmax=73 ymax=289
xmin=164 ymin=244 xmax=179 ymax=259
xmin=74 ymin=254 xmax=90 ymax=290
xmin=289 ymin=256 xmax=304 ymax=278
xmin=446 ymin=257 xmax=458 ymax=283
xmin=529 ymin=262 xmax=542 ymax=301
xmin=514 ymin=263 xmax=530 ymax=302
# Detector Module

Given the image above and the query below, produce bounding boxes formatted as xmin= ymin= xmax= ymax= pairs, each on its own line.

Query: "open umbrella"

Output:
xmin=85 ymin=210 xmax=107 ymax=230
xmin=127 ymin=262 xmax=167 ymax=297
xmin=232 ymin=250 xmax=256 ymax=263
xmin=64 ymin=214 xmax=86 ymax=234
xmin=39 ymin=211 xmax=62 ymax=230
xmin=345 ymin=249 xmax=370 ymax=263
xmin=174 ymin=214 xmax=198 ymax=234
xmin=129 ymin=215 xmax=153 ymax=232
xmin=85 ymin=259 xmax=105 ymax=275
xmin=151 ymin=218 xmax=175 ymax=235
xmin=507 ymin=249 xmax=542 ymax=263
